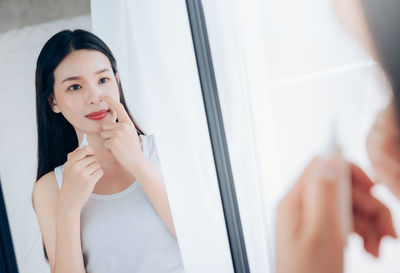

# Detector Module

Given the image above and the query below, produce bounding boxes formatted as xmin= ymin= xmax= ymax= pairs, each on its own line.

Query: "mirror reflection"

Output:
xmin=33 ymin=29 xmax=183 ymax=272
xmin=0 ymin=1 xmax=186 ymax=273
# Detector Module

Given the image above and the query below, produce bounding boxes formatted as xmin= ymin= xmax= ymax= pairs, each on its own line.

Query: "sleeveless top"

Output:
xmin=54 ymin=134 xmax=185 ymax=273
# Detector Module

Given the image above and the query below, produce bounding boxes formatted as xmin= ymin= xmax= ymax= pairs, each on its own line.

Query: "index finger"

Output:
xmin=279 ymin=157 xmax=320 ymax=208
xmin=303 ymin=156 xmax=342 ymax=234
xmin=101 ymin=95 xmax=130 ymax=123
xmin=70 ymin=145 xmax=95 ymax=162
xmin=350 ymin=163 xmax=374 ymax=190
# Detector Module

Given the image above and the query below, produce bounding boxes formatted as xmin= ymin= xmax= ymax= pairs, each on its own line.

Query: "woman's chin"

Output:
xmin=75 ymin=125 xmax=102 ymax=135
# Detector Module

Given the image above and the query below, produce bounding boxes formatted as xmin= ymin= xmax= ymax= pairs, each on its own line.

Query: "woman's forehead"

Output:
xmin=54 ymin=49 xmax=112 ymax=82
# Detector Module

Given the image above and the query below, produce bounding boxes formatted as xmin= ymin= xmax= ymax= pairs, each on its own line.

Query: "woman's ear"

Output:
xmin=48 ymin=94 xmax=61 ymax=113
xmin=115 ymin=72 xmax=120 ymax=84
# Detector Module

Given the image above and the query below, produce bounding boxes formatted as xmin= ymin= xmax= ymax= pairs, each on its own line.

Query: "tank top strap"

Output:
xmin=144 ymin=134 xmax=162 ymax=172
xmin=54 ymin=163 xmax=65 ymax=191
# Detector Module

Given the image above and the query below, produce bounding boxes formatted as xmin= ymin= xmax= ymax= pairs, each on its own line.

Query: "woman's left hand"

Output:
xmin=101 ymin=96 xmax=176 ymax=237
xmin=366 ymin=101 xmax=400 ymax=198
xmin=100 ymin=95 xmax=144 ymax=174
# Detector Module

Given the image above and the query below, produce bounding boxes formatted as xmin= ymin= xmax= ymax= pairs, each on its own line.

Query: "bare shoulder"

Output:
xmin=32 ymin=171 xmax=59 ymax=271
xmin=32 ymin=171 xmax=59 ymax=209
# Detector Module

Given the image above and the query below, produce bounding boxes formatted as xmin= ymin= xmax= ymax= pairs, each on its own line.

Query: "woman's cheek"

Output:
xmin=57 ymin=101 xmax=92 ymax=130
xmin=110 ymin=84 xmax=120 ymax=98
xmin=63 ymin=110 xmax=85 ymax=128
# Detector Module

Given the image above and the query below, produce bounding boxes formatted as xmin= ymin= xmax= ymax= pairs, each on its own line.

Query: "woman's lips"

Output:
xmin=86 ymin=109 xmax=110 ymax=120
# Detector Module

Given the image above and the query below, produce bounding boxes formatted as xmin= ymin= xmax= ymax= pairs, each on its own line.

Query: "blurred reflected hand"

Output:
xmin=367 ymin=101 xmax=400 ymax=198
xmin=276 ymin=157 xmax=345 ymax=273
xmin=276 ymin=157 xmax=397 ymax=273
xmin=351 ymin=164 xmax=397 ymax=257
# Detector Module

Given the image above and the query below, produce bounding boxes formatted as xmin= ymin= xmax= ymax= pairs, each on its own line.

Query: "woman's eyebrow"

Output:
xmin=61 ymin=68 xmax=111 ymax=83
xmin=95 ymin=68 xmax=110 ymax=75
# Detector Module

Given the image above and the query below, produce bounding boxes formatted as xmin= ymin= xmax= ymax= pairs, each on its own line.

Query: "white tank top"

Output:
xmin=54 ymin=134 xmax=185 ymax=273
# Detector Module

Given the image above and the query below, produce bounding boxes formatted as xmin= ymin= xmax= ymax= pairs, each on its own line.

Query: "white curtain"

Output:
xmin=201 ymin=0 xmax=273 ymax=272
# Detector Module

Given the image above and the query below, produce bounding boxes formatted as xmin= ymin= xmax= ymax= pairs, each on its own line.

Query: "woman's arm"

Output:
xmin=54 ymin=204 xmax=86 ymax=273
xmin=33 ymin=172 xmax=86 ymax=273
xmin=99 ymin=95 xmax=176 ymax=237
xmin=130 ymin=156 xmax=176 ymax=237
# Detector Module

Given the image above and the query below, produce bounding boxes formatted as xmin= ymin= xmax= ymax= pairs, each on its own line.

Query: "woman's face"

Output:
xmin=332 ymin=0 xmax=377 ymax=59
xmin=51 ymin=49 xmax=119 ymax=134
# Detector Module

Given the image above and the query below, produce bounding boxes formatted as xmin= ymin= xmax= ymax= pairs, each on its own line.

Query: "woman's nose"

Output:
xmin=86 ymin=83 xmax=104 ymax=104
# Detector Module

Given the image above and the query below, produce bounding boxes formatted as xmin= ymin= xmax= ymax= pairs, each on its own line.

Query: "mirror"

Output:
xmin=0 ymin=1 xmax=226 ymax=272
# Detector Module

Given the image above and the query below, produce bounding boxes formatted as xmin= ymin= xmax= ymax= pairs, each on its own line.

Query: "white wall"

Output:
xmin=0 ymin=0 xmax=90 ymax=32
xmin=0 ymin=15 xmax=91 ymax=273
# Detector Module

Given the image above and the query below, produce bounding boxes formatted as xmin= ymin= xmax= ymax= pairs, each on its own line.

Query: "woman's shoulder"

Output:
xmin=32 ymin=171 xmax=59 ymax=209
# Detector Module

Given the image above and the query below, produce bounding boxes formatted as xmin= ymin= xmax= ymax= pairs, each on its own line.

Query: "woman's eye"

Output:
xmin=68 ymin=84 xmax=81 ymax=91
xmin=99 ymin=78 xmax=109 ymax=84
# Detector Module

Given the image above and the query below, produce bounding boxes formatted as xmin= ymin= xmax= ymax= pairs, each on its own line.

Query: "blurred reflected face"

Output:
xmin=332 ymin=0 xmax=377 ymax=59
xmin=51 ymin=49 xmax=119 ymax=134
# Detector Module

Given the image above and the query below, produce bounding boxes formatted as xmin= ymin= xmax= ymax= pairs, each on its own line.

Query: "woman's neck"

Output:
xmin=75 ymin=131 xmax=143 ymax=193
xmin=77 ymin=131 xmax=114 ymax=166
xmin=75 ymin=130 xmax=142 ymax=172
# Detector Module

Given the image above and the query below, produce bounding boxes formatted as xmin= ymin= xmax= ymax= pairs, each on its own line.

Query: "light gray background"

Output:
xmin=0 ymin=0 xmax=90 ymax=32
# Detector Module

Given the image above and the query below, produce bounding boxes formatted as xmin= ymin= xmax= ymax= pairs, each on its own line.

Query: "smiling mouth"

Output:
xmin=86 ymin=109 xmax=110 ymax=120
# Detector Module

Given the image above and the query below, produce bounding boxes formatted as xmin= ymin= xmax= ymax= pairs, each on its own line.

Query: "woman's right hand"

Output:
xmin=276 ymin=157 xmax=396 ymax=273
xmin=57 ymin=145 xmax=104 ymax=213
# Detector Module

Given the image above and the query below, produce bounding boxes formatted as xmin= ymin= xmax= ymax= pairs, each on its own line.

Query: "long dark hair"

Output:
xmin=33 ymin=29 xmax=145 ymax=263
xmin=361 ymin=0 xmax=400 ymax=125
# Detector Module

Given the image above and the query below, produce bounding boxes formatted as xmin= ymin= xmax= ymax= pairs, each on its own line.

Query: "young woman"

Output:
xmin=32 ymin=29 xmax=184 ymax=273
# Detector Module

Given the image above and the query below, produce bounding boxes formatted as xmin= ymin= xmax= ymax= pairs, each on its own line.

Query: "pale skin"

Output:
xmin=33 ymin=49 xmax=176 ymax=273
xmin=276 ymin=157 xmax=397 ymax=273
xmin=366 ymin=101 xmax=400 ymax=198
